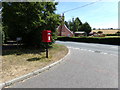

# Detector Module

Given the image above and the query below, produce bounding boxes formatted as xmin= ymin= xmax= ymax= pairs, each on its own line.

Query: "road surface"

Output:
xmin=9 ymin=41 xmax=118 ymax=88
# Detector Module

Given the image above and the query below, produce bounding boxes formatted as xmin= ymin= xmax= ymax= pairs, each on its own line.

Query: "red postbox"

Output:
xmin=42 ymin=30 xmax=52 ymax=42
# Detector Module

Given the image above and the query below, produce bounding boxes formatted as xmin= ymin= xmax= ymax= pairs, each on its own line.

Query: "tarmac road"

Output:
xmin=9 ymin=41 xmax=118 ymax=88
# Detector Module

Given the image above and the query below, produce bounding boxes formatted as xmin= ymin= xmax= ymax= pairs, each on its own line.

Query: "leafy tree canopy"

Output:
xmin=79 ymin=22 xmax=92 ymax=36
xmin=65 ymin=17 xmax=91 ymax=35
xmin=74 ymin=17 xmax=82 ymax=32
xmin=2 ymin=2 xmax=60 ymax=47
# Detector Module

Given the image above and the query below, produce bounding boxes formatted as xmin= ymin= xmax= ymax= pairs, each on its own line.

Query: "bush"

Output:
xmin=116 ymin=31 xmax=120 ymax=36
xmin=105 ymin=34 xmax=119 ymax=36
xmin=97 ymin=31 xmax=103 ymax=34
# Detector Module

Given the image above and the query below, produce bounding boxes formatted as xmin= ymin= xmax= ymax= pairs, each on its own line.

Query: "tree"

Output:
xmin=79 ymin=22 xmax=92 ymax=36
xmin=74 ymin=17 xmax=82 ymax=31
xmin=65 ymin=21 xmax=69 ymax=28
xmin=97 ymin=31 xmax=103 ymax=34
xmin=93 ymin=28 xmax=96 ymax=30
xmin=64 ymin=17 xmax=91 ymax=36
xmin=116 ymin=31 xmax=120 ymax=36
xmin=65 ymin=17 xmax=82 ymax=33
xmin=2 ymin=2 xmax=60 ymax=46
xmin=68 ymin=21 xmax=74 ymax=32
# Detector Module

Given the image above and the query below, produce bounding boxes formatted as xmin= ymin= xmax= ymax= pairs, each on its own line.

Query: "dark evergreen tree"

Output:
xmin=65 ymin=21 xmax=69 ymax=28
xmin=79 ymin=22 xmax=92 ymax=36
xmin=74 ymin=17 xmax=82 ymax=31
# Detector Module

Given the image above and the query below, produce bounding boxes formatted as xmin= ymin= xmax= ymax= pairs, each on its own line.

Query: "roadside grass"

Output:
xmin=1 ymin=44 xmax=68 ymax=83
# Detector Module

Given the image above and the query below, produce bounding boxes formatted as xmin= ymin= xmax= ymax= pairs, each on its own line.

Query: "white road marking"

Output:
xmin=68 ymin=46 xmax=118 ymax=56
xmin=102 ymin=53 xmax=108 ymax=55
xmin=88 ymin=50 xmax=92 ymax=52
xmin=74 ymin=48 xmax=80 ymax=49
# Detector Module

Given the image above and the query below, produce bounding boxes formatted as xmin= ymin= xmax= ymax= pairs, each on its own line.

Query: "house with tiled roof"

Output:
xmin=57 ymin=24 xmax=74 ymax=37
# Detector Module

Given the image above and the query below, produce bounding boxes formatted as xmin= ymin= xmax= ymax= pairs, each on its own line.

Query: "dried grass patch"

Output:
xmin=1 ymin=44 xmax=68 ymax=83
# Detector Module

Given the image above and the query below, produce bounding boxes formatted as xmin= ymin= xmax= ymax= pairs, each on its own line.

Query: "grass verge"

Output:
xmin=1 ymin=44 xmax=68 ymax=83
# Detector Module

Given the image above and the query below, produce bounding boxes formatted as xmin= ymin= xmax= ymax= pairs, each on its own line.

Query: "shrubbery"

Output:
xmin=105 ymin=33 xmax=120 ymax=36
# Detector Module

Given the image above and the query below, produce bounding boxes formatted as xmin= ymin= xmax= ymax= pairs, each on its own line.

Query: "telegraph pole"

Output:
xmin=72 ymin=17 xmax=75 ymax=34
xmin=60 ymin=13 xmax=64 ymax=36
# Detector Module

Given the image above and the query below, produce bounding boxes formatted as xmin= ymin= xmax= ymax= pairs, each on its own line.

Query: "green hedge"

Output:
xmin=56 ymin=37 xmax=120 ymax=45
xmin=105 ymin=34 xmax=120 ymax=36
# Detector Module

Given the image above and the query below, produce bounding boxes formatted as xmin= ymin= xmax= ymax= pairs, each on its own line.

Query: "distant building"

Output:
xmin=74 ymin=31 xmax=87 ymax=37
xmin=89 ymin=31 xmax=105 ymax=37
xmin=57 ymin=24 xmax=74 ymax=37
